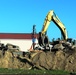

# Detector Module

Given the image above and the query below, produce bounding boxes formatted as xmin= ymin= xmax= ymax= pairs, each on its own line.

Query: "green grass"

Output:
xmin=0 ymin=68 xmax=70 ymax=74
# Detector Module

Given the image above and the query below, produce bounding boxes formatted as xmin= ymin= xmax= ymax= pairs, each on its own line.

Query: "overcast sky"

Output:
xmin=0 ymin=0 xmax=76 ymax=40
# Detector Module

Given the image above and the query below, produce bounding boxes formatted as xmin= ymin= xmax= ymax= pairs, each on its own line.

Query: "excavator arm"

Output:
xmin=38 ymin=10 xmax=68 ymax=46
xmin=41 ymin=10 xmax=68 ymax=40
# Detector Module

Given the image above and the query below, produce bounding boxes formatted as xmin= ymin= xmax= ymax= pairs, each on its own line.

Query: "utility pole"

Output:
xmin=32 ymin=25 xmax=36 ymax=50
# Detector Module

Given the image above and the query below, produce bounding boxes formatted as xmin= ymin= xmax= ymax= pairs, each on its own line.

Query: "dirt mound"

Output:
xmin=0 ymin=49 xmax=76 ymax=72
xmin=0 ymin=50 xmax=31 ymax=69
xmin=0 ymin=42 xmax=76 ymax=72
xmin=26 ymin=49 xmax=76 ymax=72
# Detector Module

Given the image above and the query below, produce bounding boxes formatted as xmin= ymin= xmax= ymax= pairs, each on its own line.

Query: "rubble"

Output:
xmin=0 ymin=41 xmax=76 ymax=72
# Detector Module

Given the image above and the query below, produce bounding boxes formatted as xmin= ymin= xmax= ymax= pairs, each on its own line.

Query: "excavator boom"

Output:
xmin=41 ymin=10 xmax=68 ymax=40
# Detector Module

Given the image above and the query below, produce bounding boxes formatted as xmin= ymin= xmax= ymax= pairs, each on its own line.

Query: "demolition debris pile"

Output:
xmin=0 ymin=41 xmax=76 ymax=72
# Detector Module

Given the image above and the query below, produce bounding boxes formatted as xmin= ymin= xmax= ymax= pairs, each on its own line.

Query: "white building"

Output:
xmin=0 ymin=33 xmax=38 ymax=52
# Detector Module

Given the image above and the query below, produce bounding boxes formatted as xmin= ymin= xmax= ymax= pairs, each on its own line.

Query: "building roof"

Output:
xmin=0 ymin=33 xmax=39 ymax=39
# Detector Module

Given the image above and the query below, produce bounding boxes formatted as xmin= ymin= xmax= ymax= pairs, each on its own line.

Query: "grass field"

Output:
xmin=0 ymin=68 xmax=71 ymax=74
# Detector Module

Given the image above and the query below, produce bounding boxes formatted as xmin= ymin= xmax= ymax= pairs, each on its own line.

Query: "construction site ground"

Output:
xmin=0 ymin=41 xmax=76 ymax=75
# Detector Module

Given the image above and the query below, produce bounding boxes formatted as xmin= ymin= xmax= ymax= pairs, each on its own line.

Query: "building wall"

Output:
xmin=0 ymin=39 xmax=33 ymax=52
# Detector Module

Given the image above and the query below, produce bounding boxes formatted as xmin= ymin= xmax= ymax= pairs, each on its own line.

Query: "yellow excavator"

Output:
xmin=38 ymin=10 xmax=68 ymax=46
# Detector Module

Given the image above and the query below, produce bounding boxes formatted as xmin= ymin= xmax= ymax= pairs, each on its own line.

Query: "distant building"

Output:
xmin=0 ymin=33 xmax=38 ymax=52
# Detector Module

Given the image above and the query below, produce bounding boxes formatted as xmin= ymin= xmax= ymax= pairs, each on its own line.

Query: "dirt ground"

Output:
xmin=0 ymin=47 xmax=76 ymax=73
